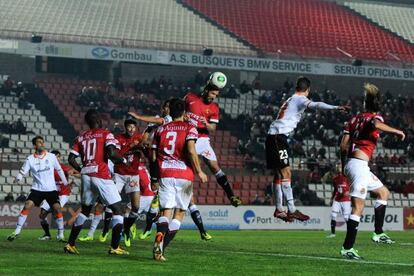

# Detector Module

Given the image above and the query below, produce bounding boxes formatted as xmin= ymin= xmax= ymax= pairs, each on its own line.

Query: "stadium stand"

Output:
xmin=344 ymin=1 xmax=414 ymax=44
xmin=0 ymin=0 xmax=255 ymax=56
xmin=181 ymin=0 xmax=414 ymax=61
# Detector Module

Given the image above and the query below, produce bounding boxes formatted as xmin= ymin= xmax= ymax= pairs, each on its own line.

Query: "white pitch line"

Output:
xmin=400 ymin=243 xmax=414 ymax=246
xmin=192 ymin=249 xmax=414 ymax=267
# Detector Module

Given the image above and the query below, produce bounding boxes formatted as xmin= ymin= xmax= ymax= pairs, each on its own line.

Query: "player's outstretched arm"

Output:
xmin=373 ymin=120 xmax=405 ymax=141
xmin=187 ymin=140 xmax=208 ymax=183
xmin=199 ymin=117 xmax=217 ymax=133
xmin=339 ymin=133 xmax=350 ymax=174
xmin=68 ymin=153 xmax=82 ymax=173
xmin=14 ymin=158 xmax=30 ymax=183
xmin=307 ymin=101 xmax=350 ymax=112
xmin=128 ymin=112 xmax=164 ymax=125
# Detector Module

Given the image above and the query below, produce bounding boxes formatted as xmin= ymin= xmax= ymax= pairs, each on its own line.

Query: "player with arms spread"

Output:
xmin=64 ymin=109 xmax=130 ymax=255
xmin=7 ymin=136 xmax=68 ymax=242
xmin=184 ymin=73 xmax=241 ymax=207
xmin=340 ymin=83 xmax=405 ymax=260
xmin=326 ymin=165 xmax=351 ymax=238
xmin=266 ymin=76 xmax=349 ymax=222
xmin=151 ymin=98 xmax=208 ymax=261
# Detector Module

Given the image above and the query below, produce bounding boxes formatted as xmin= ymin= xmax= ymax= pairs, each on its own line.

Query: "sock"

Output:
xmin=343 ymin=214 xmax=360 ymax=250
xmin=374 ymin=200 xmax=387 ymax=235
xmin=156 ymin=216 xmax=169 ymax=236
xmin=102 ymin=211 xmax=113 ymax=236
xmin=40 ymin=218 xmax=51 ymax=237
xmin=144 ymin=211 xmax=158 ymax=232
xmin=15 ymin=209 xmax=29 ymax=235
xmin=215 ymin=170 xmax=235 ymax=199
xmin=110 ymin=215 xmax=123 ymax=249
xmin=56 ymin=213 xmax=64 ymax=237
xmin=330 ymin=220 xmax=336 ymax=235
xmin=68 ymin=213 xmax=87 ymax=246
xmin=272 ymin=179 xmax=283 ymax=211
xmin=87 ymin=213 xmax=102 ymax=237
xmin=124 ymin=211 xmax=139 ymax=237
xmin=281 ymin=179 xmax=295 ymax=213
xmin=163 ymin=219 xmax=181 ymax=250
xmin=189 ymin=204 xmax=206 ymax=235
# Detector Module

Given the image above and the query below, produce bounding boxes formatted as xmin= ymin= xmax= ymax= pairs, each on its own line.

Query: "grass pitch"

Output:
xmin=0 ymin=229 xmax=413 ymax=275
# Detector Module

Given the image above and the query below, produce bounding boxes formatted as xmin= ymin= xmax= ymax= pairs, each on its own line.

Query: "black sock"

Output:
xmin=102 ymin=211 xmax=113 ymax=236
xmin=343 ymin=218 xmax=359 ymax=250
xmin=216 ymin=174 xmax=235 ymax=199
xmin=111 ymin=223 xmax=123 ymax=249
xmin=41 ymin=220 xmax=51 ymax=237
xmin=163 ymin=230 xmax=178 ymax=250
xmin=144 ymin=212 xmax=157 ymax=232
xmin=156 ymin=221 xmax=169 ymax=235
xmin=374 ymin=204 xmax=387 ymax=235
xmin=191 ymin=210 xmax=206 ymax=235
xmin=68 ymin=225 xmax=82 ymax=246
xmin=123 ymin=216 xmax=138 ymax=237
xmin=330 ymin=220 xmax=336 ymax=235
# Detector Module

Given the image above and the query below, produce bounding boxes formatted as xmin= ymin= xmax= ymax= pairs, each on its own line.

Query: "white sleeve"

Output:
xmin=53 ymin=156 xmax=68 ymax=185
xmin=16 ymin=158 xmax=30 ymax=182
xmin=307 ymin=101 xmax=338 ymax=110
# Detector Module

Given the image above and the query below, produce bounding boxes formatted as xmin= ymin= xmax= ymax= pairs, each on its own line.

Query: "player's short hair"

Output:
xmin=169 ymin=98 xmax=186 ymax=119
xmin=162 ymin=99 xmax=171 ymax=109
xmin=204 ymin=83 xmax=219 ymax=92
xmin=51 ymin=150 xmax=61 ymax=156
xmin=296 ymin=76 xmax=311 ymax=92
xmin=84 ymin=109 xmax=101 ymax=127
xmin=364 ymin=83 xmax=381 ymax=112
xmin=124 ymin=119 xmax=137 ymax=127
xmin=31 ymin=135 xmax=44 ymax=145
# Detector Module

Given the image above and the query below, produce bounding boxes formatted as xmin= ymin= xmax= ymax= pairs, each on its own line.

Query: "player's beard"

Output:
xmin=36 ymin=146 xmax=45 ymax=154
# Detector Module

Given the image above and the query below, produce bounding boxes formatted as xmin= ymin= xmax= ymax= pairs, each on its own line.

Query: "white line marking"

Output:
xmin=192 ymin=249 xmax=414 ymax=267
xmin=400 ymin=243 xmax=414 ymax=246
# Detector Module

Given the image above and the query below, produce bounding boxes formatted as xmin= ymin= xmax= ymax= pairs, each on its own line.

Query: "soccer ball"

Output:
xmin=208 ymin=72 xmax=227 ymax=89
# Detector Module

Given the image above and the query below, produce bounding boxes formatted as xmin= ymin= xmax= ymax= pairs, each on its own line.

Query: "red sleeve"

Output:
xmin=209 ymin=104 xmax=219 ymax=124
xmin=105 ymin=131 xmax=120 ymax=149
xmin=186 ymin=126 xmax=199 ymax=141
xmin=71 ymin=136 xmax=81 ymax=156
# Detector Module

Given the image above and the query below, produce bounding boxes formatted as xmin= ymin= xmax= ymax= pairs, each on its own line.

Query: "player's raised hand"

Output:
xmin=198 ymin=171 xmax=208 ymax=183
xmin=337 ymin=105 xmax=351 ymax=112
xmin=128 ymin=112 xmax=141 ymax=120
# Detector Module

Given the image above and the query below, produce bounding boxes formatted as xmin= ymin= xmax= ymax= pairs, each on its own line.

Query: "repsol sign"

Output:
xmin=360 ymin=214 xmax=399 ymax=223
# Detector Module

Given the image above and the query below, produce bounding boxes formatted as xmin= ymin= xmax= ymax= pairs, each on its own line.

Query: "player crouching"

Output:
xmin=151 ymin=98 xmax=208 ymax=261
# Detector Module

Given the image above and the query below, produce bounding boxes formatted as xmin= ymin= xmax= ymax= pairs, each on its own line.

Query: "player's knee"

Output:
xmin=109 ymin=202 xmax=123 ymax=215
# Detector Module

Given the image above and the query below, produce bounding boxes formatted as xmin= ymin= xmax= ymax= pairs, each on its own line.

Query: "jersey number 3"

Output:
xmin=164 ymin=132 xmax=177 ymax=155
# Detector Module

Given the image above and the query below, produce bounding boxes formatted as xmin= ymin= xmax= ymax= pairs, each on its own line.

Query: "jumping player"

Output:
xmin=7 ymin=136 xmax=67 ymax=241
xmin=38 ymin=150 xmax=79 ymax=241
xmin=64 ymin=109 xmax=129 ymax=255
xmin=266 ymin=76 xmax=349 ymax=222
xmin=327 ymin=165 xmax=350 ymax=238
xmin=152 ymin=98 xmax=208 ymax=261
xmin=340 ymin=83 xmax=405 ymax=259
xmin=184 ymin=73 xmax=241 ymax=207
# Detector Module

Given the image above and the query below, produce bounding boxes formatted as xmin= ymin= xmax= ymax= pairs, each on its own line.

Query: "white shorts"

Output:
xmin=40 ymin=195 xmax=69 ymax=212
xmin=159 ymin=178 xmax=193 ymax=210
xmin=196 ymin=137 xmax=217 ymax=161
xmin=331 ymin=200 xmax=351 ymax=220
xmin=345 ymin=158 xmax=384 ymax=199
xmin=114 ymin=173 xmax=140 ymax=194
xmin=138 ymin=195 xmax=155 ymax=213
xmin=81 ymin=175 xmax=121 ymax=206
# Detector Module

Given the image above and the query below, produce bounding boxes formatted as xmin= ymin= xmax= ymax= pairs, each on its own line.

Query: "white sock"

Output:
xmin=374 ymin=200 xmax=387 ymax=208
xmin=281 ymin=179 xmax=296 ymax=213
xmin=214 ymin=169 xmax=225 ymax=178
xmin=273 ymin=182 xmax=284 ymax=211
xmin=112 ymin=215 xmax=123 ymax=228
xmin=88 ymin=214 xmax=102 ymax=237
xmin=15 ymin=213 xmax=28 ymax=234
xmin=74 ymin=213 xmax=88 ymax=227
xmin=189 ymin=204 xmax=198 ymax=213
xmin=56 ymin=216 xmax=64 ymax=237
xmin=169 ymin=219 xmax=181 ymax=232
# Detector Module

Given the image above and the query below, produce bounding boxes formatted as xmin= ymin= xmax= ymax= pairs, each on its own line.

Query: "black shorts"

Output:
xmin=27 ymin=190 xmax=60 ymax=208
xmin=265 ymin=134 xmax=290 ymax=170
